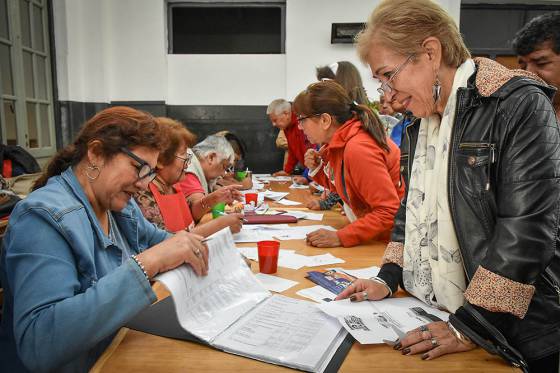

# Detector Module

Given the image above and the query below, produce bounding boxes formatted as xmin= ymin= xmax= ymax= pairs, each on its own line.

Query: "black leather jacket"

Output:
xmin=390 ymin=65 xmax=560 ymax=360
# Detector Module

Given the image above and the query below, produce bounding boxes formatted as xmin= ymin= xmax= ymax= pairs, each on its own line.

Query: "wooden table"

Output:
xmin=92 ymin=181 xmax=516 ymax=373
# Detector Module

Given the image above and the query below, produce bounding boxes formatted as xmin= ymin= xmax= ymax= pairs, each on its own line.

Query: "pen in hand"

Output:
xmin=217 ymin=211 xmax=248 ymax=223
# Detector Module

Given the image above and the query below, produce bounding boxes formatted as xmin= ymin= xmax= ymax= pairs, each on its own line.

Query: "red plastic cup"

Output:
xmin=257 ymin=240 xmax=280 ymax=274
xmin=245 ymin=192 xmax=258 ymax=207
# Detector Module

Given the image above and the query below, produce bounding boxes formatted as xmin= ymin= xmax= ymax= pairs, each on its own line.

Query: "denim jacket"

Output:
xmin=0 ymin=167 xmax=169 ymax=372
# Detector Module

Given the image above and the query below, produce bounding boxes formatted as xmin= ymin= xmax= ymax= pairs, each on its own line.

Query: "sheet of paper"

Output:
xmin=255 ymin=273 xmax=299 ymax=292
xmin=317 ymin=297 xmax=450 ymax=344
xmin=276 ymin=198 xmax=302 ymax=206
xmin=296 ymin=285 xmax=336 ymax=303
xmin=271 ymin=225 xmax=336 ymax=240
xmin=155 ymin=228 xmax=270 ymax=342
xmin=334 ymin=266 xmax=380 ymax=279
xmin=284 ymin=210 xmax=324 ymax=221
xmin=232 ymin=230 xmax=276 ymax=243
xmin=237 ymin=247 xmax=309 ymax=270
xmin=262 ymin=190 xmax=289 ymax=201
xmin=257 ymin=176 xmax=292 ymax=182
xmin=213 ymin=295 xmax=346 ymax=372
xmin=289 ymin=182 xmax=309 ymax=189
xmin=305 ymin=253 xmax=345 ymax=267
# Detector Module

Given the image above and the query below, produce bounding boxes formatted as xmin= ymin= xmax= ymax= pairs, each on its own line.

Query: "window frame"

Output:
xmin=167 ymin=2 xmax=286 ymax=55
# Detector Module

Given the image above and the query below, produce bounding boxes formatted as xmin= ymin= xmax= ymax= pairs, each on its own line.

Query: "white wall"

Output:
xmin=53 ymin=0 xmax=461 ymax=105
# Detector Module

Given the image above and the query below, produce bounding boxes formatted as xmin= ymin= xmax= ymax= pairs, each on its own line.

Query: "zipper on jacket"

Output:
xmin=543 ymin=269 xmax=560 ymax=304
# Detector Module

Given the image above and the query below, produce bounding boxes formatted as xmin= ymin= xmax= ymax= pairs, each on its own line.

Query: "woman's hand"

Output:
xmin=306 ymin=199 xmax=322 ymax=210
xmin=304 ymin=148 xmax=321 ymax=170
xmin=208 ymin=185 xmax=243 ymax=205
xmin=306 ymin=228 xmax=341 ymax=247
xmin=292 ymin=176 xmax=309 ymax=185
xmin=137 ymin=231 xmax=209 ymax=277
xmin=394 ymin=322 xmax=476 ymax=360
xmin=335 ymin=279 xmax=390 ymax=301
xmin=217 ymin=213 xmax=244 ymax=234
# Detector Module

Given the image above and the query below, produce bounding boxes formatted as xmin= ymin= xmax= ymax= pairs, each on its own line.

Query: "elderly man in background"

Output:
xmin=513 ymin=12 xmax=560 ymax=120
xmin=266 ymin=99 xmax=313 ymax=182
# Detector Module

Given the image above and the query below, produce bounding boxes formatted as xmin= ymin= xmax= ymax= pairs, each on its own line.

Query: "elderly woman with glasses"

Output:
xmin=0 ymin=107 xmax=210 ymax=372
xmin=177 ymin=135 xmax=244 ymax=222
xmin=135 ymin=118 xmax=243 ymax=235
xmin=336 ymin=1 xmax=560 ymax=371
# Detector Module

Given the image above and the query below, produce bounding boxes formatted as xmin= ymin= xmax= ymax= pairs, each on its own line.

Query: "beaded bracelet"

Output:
xmin=370 ymin=276 xmax=393 ymax=297
xmin=131 ymin=255 xmax=149 ymax=281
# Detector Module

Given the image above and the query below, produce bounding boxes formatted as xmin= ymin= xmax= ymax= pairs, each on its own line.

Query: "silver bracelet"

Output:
xmin=370 ymin=276 xmax=393 ymax=297
xmin=131 ymin=255 xmax=149 ymax=281
xmin=448 ymin=321 xmax=473 ymax=345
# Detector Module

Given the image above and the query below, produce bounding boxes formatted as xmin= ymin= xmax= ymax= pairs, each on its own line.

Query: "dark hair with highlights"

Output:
xmin=33 ymin=106 xmax=165 ymax=190
xmin=513 ymin=12 xmax=560 ymax=55
xmin=293 ymin=80 xmax=389 ymax=152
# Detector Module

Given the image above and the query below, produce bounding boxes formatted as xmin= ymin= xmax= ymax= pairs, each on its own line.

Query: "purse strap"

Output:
xmin=449 ymin=304 xmax=529 ymax=373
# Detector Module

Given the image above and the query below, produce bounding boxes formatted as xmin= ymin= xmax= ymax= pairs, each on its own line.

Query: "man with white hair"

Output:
xmin=267 ymin=99 xmax=312 ymax=178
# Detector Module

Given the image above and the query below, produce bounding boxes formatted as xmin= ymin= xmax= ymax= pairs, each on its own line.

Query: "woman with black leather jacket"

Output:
xmin=336 ymin=1 xmax=560 ymax=372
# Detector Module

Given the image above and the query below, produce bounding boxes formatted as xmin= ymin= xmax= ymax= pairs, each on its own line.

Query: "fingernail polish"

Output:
xmin=402 ymin=348 xmax=410 ymax=355
xmin=393 ymin=342 xmax=402 ymax=350
xmin=421 ymin=353 xmax=429 ymax=360
xmin=349 ymin=295 xmax=357 ymax=302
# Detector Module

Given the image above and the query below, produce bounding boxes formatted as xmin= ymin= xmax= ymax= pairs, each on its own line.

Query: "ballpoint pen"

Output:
xmin=217 ymin=210 xmax=249 ymax=223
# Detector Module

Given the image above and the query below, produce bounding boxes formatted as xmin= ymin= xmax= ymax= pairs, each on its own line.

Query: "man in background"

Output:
xmin=266 ymin=99 xmax=312 ymax=181
xmin=513 ymin=12 xmax=560 ymax=120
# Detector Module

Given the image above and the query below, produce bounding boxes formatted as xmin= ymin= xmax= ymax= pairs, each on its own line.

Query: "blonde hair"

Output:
xmin=356 ymin=0 xmax=470 ymax=67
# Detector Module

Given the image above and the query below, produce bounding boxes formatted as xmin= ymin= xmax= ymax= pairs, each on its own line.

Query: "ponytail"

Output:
xmin=350 ymin=102 xmax=390 ymax=152
xmin=33 ymin=145 xmax=83 ymax=190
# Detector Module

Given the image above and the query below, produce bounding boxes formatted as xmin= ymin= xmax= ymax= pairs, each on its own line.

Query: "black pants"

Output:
xmin=528 ymin=352 xmax=559 ymax=373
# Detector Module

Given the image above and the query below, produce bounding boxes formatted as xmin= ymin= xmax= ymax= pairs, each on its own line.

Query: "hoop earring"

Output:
xmin=432 ymin=76 xmax=441 ymax=103
xmin=86 ymin=164 xmax=100 ymax=181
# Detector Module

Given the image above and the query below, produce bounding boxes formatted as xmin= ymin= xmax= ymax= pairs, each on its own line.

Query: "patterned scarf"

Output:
xmin=403 ymin=59 xmax=475 ymax=312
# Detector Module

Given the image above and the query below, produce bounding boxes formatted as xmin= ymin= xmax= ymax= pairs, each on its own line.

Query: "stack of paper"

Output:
xmin=233 ymin=224 xmax=336 ymax=243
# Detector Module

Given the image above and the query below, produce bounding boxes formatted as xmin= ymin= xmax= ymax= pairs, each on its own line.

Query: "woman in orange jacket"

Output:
xmin=294 ymin=81 xmax=404 ymax=247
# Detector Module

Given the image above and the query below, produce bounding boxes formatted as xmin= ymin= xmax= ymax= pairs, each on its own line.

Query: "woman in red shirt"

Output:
xmin=294 ymin=81 xmax=404 ymax=247
xmin=135 ymin=117 xmax=243 ymax=236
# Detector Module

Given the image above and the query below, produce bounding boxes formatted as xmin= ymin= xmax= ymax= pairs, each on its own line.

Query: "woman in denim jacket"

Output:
xmin=0 ymin=107 xmax=209 ymax=372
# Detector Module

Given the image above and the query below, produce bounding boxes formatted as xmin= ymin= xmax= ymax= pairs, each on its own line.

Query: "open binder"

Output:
xmin=125 ymin=229 xmax=353 ymax=373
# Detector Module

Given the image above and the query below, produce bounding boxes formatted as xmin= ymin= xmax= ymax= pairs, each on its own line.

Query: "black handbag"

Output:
xmin=449 ymin=303 xmax=529 ymax=373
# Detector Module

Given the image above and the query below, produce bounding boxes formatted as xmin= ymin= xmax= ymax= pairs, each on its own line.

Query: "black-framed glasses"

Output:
xmin=296 ymin=113 xmax=321 ymax=125
xmin=377 ymin=54 xmax=415 ymax=96
xmin=120 ymin=147 xmax=157 ymax=183
xmin=175 ymin=152 xmax=193 ymax=170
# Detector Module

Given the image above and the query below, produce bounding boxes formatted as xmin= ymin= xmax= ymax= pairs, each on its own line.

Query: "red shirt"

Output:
xmin=176 ymin=173 xmax=204 ymax=197
xmin=283 ymin=113 xmax=313 ymax=174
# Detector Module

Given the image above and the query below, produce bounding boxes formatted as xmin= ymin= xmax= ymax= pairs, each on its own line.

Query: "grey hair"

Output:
xmin=193 ymin=135 xmax=235 ymax=164
xmin=266 ymin=99 xmax=292 ymax=115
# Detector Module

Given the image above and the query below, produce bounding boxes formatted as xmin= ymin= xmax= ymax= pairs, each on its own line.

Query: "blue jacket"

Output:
xmin=0 ymin=168 xmax=169 ymax=372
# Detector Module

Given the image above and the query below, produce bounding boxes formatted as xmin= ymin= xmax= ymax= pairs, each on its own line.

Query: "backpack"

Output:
xmin=0 ymin=145 xmax=41 ymax=178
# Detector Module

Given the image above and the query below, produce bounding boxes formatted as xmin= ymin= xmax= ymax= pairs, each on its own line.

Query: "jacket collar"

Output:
xmin=326 ymin=118 xmax=362 ymax=151
xmin=472 ymin=57 xmax=556 ymax=99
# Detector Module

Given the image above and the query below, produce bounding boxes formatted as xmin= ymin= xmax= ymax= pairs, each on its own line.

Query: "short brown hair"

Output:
xmin=155 ymin=117 xmax=197 ymax=166
xmin=34 ymin=106 xmax=165 ymax=190
xmin=356 ymin=0 xmax=470 ymax=68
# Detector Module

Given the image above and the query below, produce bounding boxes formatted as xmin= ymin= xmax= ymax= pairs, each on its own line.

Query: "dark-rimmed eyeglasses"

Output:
xmin=377 ymin=54 xmax=415 ymax=96
xmin=120 ymin=147 xmax=157 ymax=183
xmin=175 ymin=152 xmax=193 ymax=170
xmin=296 ymin=113 xmax=321 ymax=125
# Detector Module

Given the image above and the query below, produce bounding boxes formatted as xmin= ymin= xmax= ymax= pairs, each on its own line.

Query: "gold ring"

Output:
xmin=193 ymin=248 xmax=202 ymax=257
xmin=431 ymin=338 xmax=438 ymax=348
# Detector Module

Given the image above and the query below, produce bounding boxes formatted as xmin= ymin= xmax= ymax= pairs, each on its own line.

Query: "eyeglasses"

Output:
xmin=120 ymin=147 xmax=157 ymax=183
xmin=377 ymin=54 xmax=415 ymax=96
xmin=175 ymin=152 xmax=193 ymax=170
xmin=296 ymin=113 xmax=321 ymax=125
